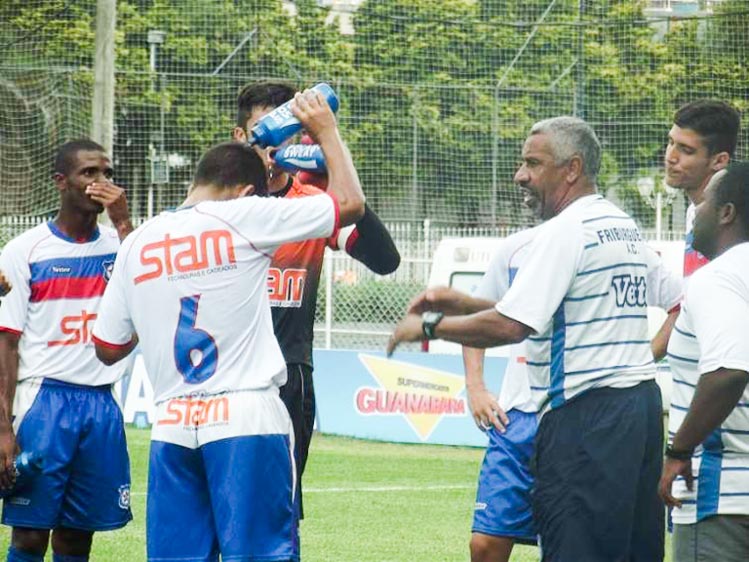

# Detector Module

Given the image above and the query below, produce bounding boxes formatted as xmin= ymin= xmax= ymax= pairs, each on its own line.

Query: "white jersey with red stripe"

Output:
xmin=92 ymin=194 xmax=339 ymax=405
xmin=0 ymin=221 xmax=127 ymax=386
xmin=684 ymin=203 xmax=709 ymax=280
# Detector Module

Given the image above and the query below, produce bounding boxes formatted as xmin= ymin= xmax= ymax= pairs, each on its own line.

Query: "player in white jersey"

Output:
xmin=664 ymin=100 xmax=740 ymax=279
xmin=465 ymin=226 xmax=682 ymax=562
xmin=0 ymin=139 xmax=133 ymax=562
xmin=389 ymin=117 xmax=664 ymax=561
xmin=660 ymin=162 xmax=749 ymax=562
xmin=92 ymin=90 xmax=365 ymax=562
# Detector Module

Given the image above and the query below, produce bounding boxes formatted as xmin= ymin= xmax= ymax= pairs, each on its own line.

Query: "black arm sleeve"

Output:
xmin=345 ymin=204 xmax=401 ymax=275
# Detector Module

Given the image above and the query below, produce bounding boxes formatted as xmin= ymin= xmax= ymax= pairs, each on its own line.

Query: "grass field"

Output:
xmin=0 ymin=428 xmax=671 ymax=561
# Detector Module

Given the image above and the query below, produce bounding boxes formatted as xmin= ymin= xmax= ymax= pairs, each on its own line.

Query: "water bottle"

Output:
xmin=248 ymin=83 xmax=339 ymax=149
xmin=272 ymin=144 xmax=327 ymax=174
xmin=0 ymin=451 xmax=42 ymax=498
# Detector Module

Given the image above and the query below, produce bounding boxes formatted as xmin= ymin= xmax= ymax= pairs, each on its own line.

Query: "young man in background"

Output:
xmin=233 ymin=81 xmax=400 ymax=518
xmin=664 ymin=100 xmax=740 ymax=278
xmin=0 ymin=139 xmax=133 ymax=562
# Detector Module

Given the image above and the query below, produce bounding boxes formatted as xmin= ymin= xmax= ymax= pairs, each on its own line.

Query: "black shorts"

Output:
xmin=532 ymin=380 xmax=664 ymax=562
xmin=279 ymin=363 xmax=315 ymax=517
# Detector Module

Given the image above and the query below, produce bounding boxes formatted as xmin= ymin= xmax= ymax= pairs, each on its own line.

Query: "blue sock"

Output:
xmin=6 ymin=546 xmax=43 ymax=562
xmin=52 ymin=555 xmax=89 ymax=562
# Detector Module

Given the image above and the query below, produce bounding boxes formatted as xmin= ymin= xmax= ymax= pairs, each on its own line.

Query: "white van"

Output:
xmin=426 ymin=236 xmax=685 ymax=410
xmin=425 ymin=237 xmax=509 ymax=358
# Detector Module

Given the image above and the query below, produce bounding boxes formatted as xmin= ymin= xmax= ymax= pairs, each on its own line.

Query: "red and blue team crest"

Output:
xmin=118 ymin=484 xmax=131 ymax=509
xmin=102 ymin=260 xmax=115 ymax=282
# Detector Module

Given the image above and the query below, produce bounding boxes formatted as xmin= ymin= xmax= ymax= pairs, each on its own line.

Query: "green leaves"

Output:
xmin=1 ymin=0 xmax=748 ymax=225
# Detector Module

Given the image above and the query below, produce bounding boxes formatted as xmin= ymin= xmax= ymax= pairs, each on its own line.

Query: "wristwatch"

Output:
xmin=421 ymin=311 xmax=444 ymax=340
xmin=664 ymin=444 xmax=694 ymax=461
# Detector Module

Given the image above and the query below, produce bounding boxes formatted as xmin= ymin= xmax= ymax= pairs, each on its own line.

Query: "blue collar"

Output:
xmin=47 ymin=220 xmax=100 ymax=243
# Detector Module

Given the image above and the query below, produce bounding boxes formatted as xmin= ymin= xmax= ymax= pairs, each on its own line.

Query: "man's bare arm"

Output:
xmin=0 ymin=332 xmax=20 ymax=488
xmin=463 ymin=346 xmax=509 ymax=432
xmin=651 ymin=308 xmax=679 ymax=362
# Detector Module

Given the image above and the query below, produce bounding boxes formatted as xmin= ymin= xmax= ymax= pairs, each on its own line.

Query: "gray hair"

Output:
xmin=530 ymin=116 xmax=602 ymax=180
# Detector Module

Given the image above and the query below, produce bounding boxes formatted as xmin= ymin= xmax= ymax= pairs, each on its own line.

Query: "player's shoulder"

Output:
xmin=578 ymin=194 xmax=630 ymax=222
xmin=503 ymin=225 xmax=541 ymax=248
xmin=493 ymin=226 xmax=540 ymax=265
xmin=95 ymin=224 xmax=121 ymax=247
xmin=568 ymin=196 xmax=636 ymax=238
xmin=537 ymin=203 xmax=585 ymax=239
xmin=289 ymin=177 xmax=326 ymax=198
xmin=115 ymin=213 xmax=171 ymax=256
xmin=694 ymin=242 xmax=749 ymax=290
xmin=2 ymin=222 xmax=54 ymax=257
xmin=686 ymin=258 xmax=724 ymax=303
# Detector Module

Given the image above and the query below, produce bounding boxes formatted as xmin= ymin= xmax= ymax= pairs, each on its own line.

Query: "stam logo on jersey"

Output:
xmin=267 ymin=267 xmax=306 ymax=307
xmin=355 ymin=354 xmax=466 ymax=441
xmin=157 ymin=395 xmax=229 ymax=429
xmin=48 ymin=310 xmax=98 ymax=347
xmin=135 ymin=230 xmax=238 ymax=285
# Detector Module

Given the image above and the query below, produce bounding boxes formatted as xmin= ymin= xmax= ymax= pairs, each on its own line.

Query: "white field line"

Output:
xmin=305 ymin=484 xmax=475 ymax=493
xmin=130 ymin=483 xmax=474 ymax=497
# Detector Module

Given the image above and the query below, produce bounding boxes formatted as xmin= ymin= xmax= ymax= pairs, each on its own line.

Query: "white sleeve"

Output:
xmin=473 ymin=244 xmax=511 ymax=302
xmin=224 ymin=194 xmax=339 ymax=251
xmin=335 ymin=224 xmax=356 ymax=252
xmin=688 ymin=270 xmax=749 ymax=375
xmin=496 ymin=219 xmax=583 ymax=333
xmin=644 ymin=245 xmax=683 ymax=311
xmin=0 ymin=241 xmax=30 ymax=334
xmin=92 ymin=250 xmax=135 ymax=347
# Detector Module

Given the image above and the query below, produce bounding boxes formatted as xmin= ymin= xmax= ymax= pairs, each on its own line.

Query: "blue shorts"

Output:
xmin=533 ymin=381 xmax=664 ymax=562
xmin=2 ymin=378 xmax=132 ymax=531
xmin=147 ymin=389 xmax=298 ymax=562
xmin=472 ymin=409 xmax=537 ymax=544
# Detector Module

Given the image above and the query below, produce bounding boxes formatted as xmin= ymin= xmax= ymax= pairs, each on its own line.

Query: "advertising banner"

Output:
xmin=116 ymin=350 xmax=508 ymax=447
xmin=314 ymin=350 xmax=507 ymax=447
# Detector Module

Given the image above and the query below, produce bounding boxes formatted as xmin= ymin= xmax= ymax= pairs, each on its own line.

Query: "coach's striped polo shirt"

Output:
xmin=668 ymin=242 xmax=749 ymax=525
xmin=0 ymin=221 xmax=127 ymax=386
xmin=496 ymin=194 xmax=656 ymax=414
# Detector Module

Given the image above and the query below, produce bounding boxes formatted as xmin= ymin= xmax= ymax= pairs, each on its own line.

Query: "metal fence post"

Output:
xmin=423 ymin=218 xmax=431 ymax=284
xmin=324 ymin=249 xmax=333 ymax=349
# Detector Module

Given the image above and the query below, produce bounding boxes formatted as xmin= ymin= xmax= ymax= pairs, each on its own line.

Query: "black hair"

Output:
xmin=674 ymin=100 xmax=741 ymax=157
xmin=54 ymin=139 xmax=105 ymax=175
xmin=194 ymin=142 xmax=268 ymax=195
xmin=236 ymin=80 xmax=296 ymax=129
xmin=714 ymin=161 xmax=749 ymax=238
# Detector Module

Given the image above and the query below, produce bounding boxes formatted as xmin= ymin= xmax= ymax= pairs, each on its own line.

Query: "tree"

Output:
xmin=1 ymin=0 xmax=748 ymax=227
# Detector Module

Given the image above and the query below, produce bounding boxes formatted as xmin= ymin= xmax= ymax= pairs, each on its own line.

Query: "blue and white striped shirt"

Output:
xmin=668 ymin=241 xmax=749 ymax=524
xmin=496 ymin=195 xmax=655 ymax=414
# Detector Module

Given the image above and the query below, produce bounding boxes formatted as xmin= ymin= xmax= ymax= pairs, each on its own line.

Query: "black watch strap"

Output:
xmin=421 ymin=311 xmax=444 ymax=340
xmin=665 ymin=444 xmax=694 ymax=461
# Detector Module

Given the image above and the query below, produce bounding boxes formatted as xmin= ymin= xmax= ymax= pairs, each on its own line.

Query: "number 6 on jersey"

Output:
xmin=174 ymin=295 xmax=218 ymax=383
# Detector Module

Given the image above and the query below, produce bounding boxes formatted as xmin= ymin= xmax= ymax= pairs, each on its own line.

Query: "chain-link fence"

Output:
xmin=1 ymin=0 xmax=748 ymax=350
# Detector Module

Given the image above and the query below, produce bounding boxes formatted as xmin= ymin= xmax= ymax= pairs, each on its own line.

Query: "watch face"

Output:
xmin=422 ymin=311 xmax=444 ymax=340
xmin=423 ymin=311 xmax=441 ymax=324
